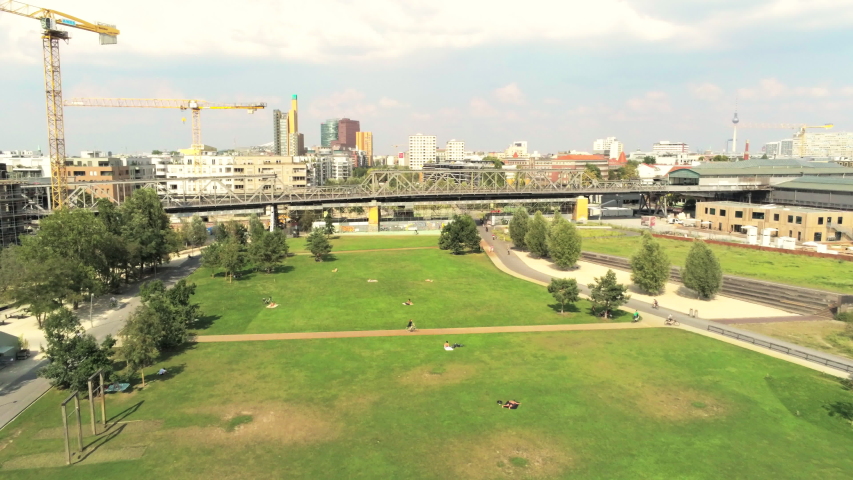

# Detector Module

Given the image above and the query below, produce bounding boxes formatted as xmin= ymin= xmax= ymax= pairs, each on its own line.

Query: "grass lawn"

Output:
xmin=290 ymin=235 xmax=438 ymax=254
xmin=2 ymin=329 xmax=853 ymax=479
xmin=191 ymin=249 xmax=622 ymax=335
xmin=737 ymin=320 xmax=853 ymax=359
xmin=580 ymin=235 xmax=853 ymax=293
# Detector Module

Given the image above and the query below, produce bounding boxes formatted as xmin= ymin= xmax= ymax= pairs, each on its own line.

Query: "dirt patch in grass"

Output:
xmin=398 ymin=364 xmax=477 ymax=387
xmin=0 ymin=428 xmax=22 ymax=453
xmin=164 ymin=403 xmax=340 ymax=446
xmin=445 ymin=431 xmax=573 ymax=480
xmin=635 ymin=386 xmax=729 ymax=420
xmin=2 ymin=446 xmax=147 ymax=470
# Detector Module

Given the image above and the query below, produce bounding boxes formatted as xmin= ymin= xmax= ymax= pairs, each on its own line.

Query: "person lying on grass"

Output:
xmin=403 ymin=299 xmax=414 ymax=305
xmin=500 ymin=400 xmax=521 ymax=409
xmin=445 ymin=341 xmax=454 ymax=351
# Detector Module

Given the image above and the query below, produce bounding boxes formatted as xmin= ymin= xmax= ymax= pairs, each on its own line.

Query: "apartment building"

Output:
xmin=653 ymin=141 xmax=689 ymax=154
xmin=408 ymin=134 xmax=437 ymax=170
xmin=66 ymin=156 xmax=156 ymax=201
xmin=166 ymin=156 xmax=306 ymax=194
xmin=356 ymin=131 xmax=373 ymax=165
xmin=445 ymin=139 xmax=465 ymax=162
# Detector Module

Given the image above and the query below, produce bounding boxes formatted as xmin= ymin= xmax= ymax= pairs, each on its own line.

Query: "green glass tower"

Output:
xmin=321 ymin=118 xmax=339 ymax=148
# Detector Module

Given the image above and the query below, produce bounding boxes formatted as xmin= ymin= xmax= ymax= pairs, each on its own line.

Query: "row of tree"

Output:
xmin=508 ymin=208 xmax=582 ymax=269
xmin=629 ymin=232 xmax=723 ymax=299
xmin=0 ymin=189 xmax=195 ymax=327
xmin=548 ymin=269 xmax=631 ymax=318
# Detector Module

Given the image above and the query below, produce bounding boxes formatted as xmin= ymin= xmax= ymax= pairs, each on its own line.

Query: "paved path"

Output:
xmin=477 ymin=226 xmax=853 ymax=377
xmin=715 ymin=315 xmax=828 ymax=325
xmin=195 ymin=322 xmax=653 ymax=343
xmin=0 ymin=254 xmax=201 ymax=430
xmin=293 ymin=246 xmax=439 ymax=255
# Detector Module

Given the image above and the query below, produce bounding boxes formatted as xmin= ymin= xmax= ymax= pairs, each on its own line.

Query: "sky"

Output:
xmin=1 ymin=0 xmax=853 ymax=156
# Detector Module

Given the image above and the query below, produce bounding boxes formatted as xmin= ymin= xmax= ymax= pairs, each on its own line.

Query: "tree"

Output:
xmin=324 ymin=212 xmax=336 ymax=237
xmin=642 ymin=156 xmax=656 ymax=165
xmin=187 ymin=215 xmax=208 ymax=254
xmin=212 ymin=223 xmax=230 ymax=243
xmin=219 ymin=239 xmax=247 ymax=282
xmin=119 ymin=306 xmax=160 ymax=387
xmin=120 ymin=188 xmax=173 ymax=277
xmin=306 ymin=228 xmax=332 ymax=261
xmin=138 ymin=279 xmax=201 ymax=350
xmin=483 ymin=156 xmax=503 ymax=168
xmin=584 ymin=163 xmax=603 ymax=180
xmin=151 ymin=150 xmax=163 ymax=155
xmin=630 ymin=232 xmax=671 ymax=294
xmin=39 ymin=308 xmax=115 ymax=390
xmin=525 ymin=211 xmax=549 ymax=258
xmin=248 ymin=229 xmax=289 ymax=273
xmin=508 ymin=207 xmax=530 ymax=250
xmin=548 ymin=278 xmax=580 ymax=314
xmin=710 ymin=155 xmax=730 ymax=162
xmin=201 ymin=241 xmax=222 ymax=277
xmin=588 ymin=269 xmax=630 ymax=318
xmin=682 ymin=240 xmax=723 ymax=299
xmin=298 ymin=210 xmax=318 ymax=233
xmin=761 ymin=154 xmax=768 ymax=159
xmin=547 ymin=217 xmax=582 ymax=269
xmin=248 ymin=213 xmax=266 ymax=241
xmin=438 ymin=214 xmax=480 ymax=254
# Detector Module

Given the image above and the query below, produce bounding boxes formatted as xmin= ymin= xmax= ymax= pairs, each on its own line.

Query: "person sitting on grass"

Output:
xmin=406 ymin=320 xmax=416 ymax=332
xmin=501 ymin=400 xmax=521 ymax=409
xmin=444 ymin=341 xmax=454 ymax=351
xmin=157 ymin=368 xmax=167 ymax=376
xmin=403 ymin=299 xmax=413 ymax=306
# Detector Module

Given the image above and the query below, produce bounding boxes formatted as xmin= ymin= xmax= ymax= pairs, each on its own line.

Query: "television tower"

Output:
xmin=731 ymin=107 xmax=739 ymax=156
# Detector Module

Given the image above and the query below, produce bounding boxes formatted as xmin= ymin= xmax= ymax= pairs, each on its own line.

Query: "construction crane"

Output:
xmin=1 ymin=1 xmax=119 ymax=209
xmin=63 ymin=98 xmax=267 ymax=155
xmin=737 ymin=123 xmax=834 ymax=157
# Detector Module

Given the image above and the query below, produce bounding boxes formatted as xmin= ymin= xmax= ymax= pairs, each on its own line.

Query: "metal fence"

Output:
xmin=707 ymin=325 xmax=853 ymax=373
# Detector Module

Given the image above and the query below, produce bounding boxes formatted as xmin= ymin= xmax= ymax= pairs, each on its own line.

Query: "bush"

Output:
xmin=836 ymin=311 xmax=853 ymax=323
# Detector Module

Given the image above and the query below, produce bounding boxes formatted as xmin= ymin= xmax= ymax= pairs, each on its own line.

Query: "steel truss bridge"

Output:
xmin=19 ymin=169 xmax=770 ymax=214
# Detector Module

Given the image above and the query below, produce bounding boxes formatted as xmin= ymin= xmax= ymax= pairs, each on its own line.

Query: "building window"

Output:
xmin=751 ymin=212 xmax=765 ymax=220
xmin=787 ymin=215 xmax=793 ymax=223
xmin=704 ymin=207 xmax=708 ymax=214
xmin=735 ymin=211 xmax=743 ymax=219
xmin=719 ymin=209 xmax=726 ymax=216
xmin=773 ymin=214 xmax=779 ymax=221
xmin=814 ymin=232 xmax=822 ymax=242
xmin=818 ymin=217 xmax=824 ymax=225
xmin=839 ymin=217 xmax=843 ymax=225
xmin=710 ymin=208 xmax=716 ymax=215
xmin=796 ymin=216 xmax=802 ymax=224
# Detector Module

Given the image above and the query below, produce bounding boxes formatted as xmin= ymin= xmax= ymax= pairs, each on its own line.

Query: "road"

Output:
xmin=0 ymin=255 xmax=200 ymax=430
xmin=479 ymin=225 xmax=853 ymax=374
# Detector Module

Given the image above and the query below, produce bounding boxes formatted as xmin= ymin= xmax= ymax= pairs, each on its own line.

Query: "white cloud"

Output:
xmin=378 ymin=97 xmax=408 ymax=108
xmin=469 ymin=97 xmax=499 ymax=117
xmin=626 ymin=91 xmax=672 ymax=113
xmin=690 ymin=83 xmax=724 ymax=101
xmin=306 ymin=89 xmax=377 ymax=118
xmin=0 ymin=0 xmax=686 ymax=64
xmin=738 ymin=78 xmax=832 ymax=100
xmin=493 ymin=83 xmax=526 ymax=105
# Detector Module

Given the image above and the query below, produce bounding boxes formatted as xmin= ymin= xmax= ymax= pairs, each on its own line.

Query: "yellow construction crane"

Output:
xmin=737 ymin=123 xmax=834 ymax=156
xmin=1 ymin=1 xmax=119 ymax=209
xmin=63 ymin=98 xmax=267 ymax=155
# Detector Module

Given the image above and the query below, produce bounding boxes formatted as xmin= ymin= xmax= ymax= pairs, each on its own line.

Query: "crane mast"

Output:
xmin=0 ymin=1 xmax=120 ymax=209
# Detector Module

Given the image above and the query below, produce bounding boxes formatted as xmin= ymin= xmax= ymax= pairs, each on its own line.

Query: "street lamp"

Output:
xmin=89 ymin=293 xmax=94 ymax=329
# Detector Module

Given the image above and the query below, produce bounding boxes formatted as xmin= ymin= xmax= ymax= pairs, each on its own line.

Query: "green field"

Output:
xmin=191 ymin=248 xmax=623 ymax=335
xmin=581 ymin=235 xmax=853 ymax=293
xmin=3 ymin=330 xmax=853 ymax=479
xmin=290 ymin=235 xmax=439 ymax=254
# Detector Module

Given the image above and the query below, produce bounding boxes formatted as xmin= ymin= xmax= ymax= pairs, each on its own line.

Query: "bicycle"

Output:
xmin=665 ymin=318 xmax=680 ymax=326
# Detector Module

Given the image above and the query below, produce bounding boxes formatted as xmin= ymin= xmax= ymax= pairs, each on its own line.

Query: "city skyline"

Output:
xmin=2 ymin=0 xmax=853 ymax=155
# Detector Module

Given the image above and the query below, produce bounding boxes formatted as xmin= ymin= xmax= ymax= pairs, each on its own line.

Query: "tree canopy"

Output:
xmin=548 ymin=278 xmax=580 ymax=314
xmin=547 ymin=215 xmax=582 ymax=269
xmin=525 ymin=211 xmax=549 ymax=258
xmin=682 ymin=240 xmax=723 ymax=299
xmin=39 ymin=307 xmax=116 ymax=390
xmin=306 ymin=228 xmax=332 ymax=261
xmin=438 ymin=214 xmax=480 ymax=254
xmin=630 ymin=232 xmax=670 ymax=294
xmin=508 ymin=207 xmax=530 ymax=250
xmin=588 ymin=269 xmax=630 ymax=318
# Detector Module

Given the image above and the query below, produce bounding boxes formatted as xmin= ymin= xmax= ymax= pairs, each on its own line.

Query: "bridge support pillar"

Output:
xmin=368 ymin=203 xmax=380 ymax=232
xmin=573 ymin=196 xmax=588 ymax=223
xmin=268 ymin=205 xmax=277 ymax=231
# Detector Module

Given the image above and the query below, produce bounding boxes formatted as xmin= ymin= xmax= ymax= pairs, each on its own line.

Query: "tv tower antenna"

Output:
xmin=731 ymin=96 xmax=739 ymax=157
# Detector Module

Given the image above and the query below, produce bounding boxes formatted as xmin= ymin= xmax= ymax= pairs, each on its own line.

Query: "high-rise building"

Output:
xmin=287 ymin=95 xmax=298 ymax=135
xmin=446 ymin=140 xmax=465 ymax=162
xmin=356 ymin=131 xmax=373 ymax=165
xmin=287 ymin=133 xmax=305 ymax=156
xmin=792 ymin=132 xmax=853 ymax=157
xmin=273 ymin=109 xmax=287 ymax=155
xmin=407 ymin=134 xmax=437 ymax=170
xmin=321 ymin=119 xmax=339 ymax=148
xmin=593 ymin=137 xmax=623 ymax=159
xmin=504 ymin=141 xmax=528 ymax=158
xmin=764 ymin=142 xmax=780 ymax=157
xmin=780 ymin=139 xmax=794 ymax=156
xmin=332 ymin=118 xmax=360 ymax=149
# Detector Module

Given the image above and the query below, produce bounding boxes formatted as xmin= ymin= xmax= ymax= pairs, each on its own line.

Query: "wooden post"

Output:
xmin=61 ymin=403 xmax=71 ymax=465
xmin=74 ymin=395 xmax=83 ymax=452
xmin=99 ymin=371 xmax=106 ymax=428
xmin=87 ymin=378 xmax=96 ymax=436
